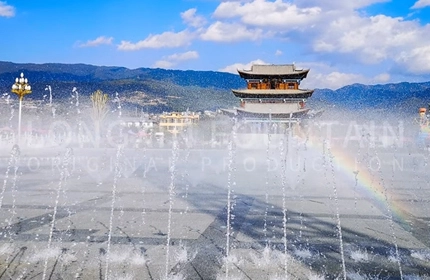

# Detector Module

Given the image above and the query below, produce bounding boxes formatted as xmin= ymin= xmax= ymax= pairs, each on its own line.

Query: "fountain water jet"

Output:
xmin=279 ymin=128 xmax=290 ymax=278
xmin=325 ymin=143 xmax=347 ymax=279
xmin=0 ymin=145 xmax=20 ymax=271
xmin=5 ymin=145 xmax=19 ymax=241
xmin=114 ymin=92 xmax=122 ymax=118
xmin=104 ymin=146 xmax=123 ymax=280
xmin=45 ymin=85 xmax=52 ymax=107
xmin=374 ymin=148 xmax=404 ymax=279
xmin=42 ymin=147 xmax=73 ymax=280
xmin=0 ymin=145 xmax=20 ymax=211
xmin=224 ymin=120 xmax=238 ymax=279
xmin=263 ymin=118 xmax=275 ymax=247
xmin=72 ymin=87 xmax=80 ymax=114
xmin=165 ymin=139 xmax=179 ymax=279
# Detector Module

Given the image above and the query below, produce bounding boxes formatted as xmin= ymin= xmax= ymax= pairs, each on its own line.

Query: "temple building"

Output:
xmin=224 ymin=64 xmax=314 ymax=120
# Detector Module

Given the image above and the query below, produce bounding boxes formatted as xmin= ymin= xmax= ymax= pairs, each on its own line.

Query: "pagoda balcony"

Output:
xmin=231 ymin=88 xmax=314 ymax=99
xmin=247 ymin=81 xmax=299 ymax=90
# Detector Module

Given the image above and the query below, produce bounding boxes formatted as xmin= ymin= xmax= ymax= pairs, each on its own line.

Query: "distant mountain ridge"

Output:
xmin=0 ymin=61 xmax=245 ymax=112
xmin=0 ymin=61 xmax=429 ymax=113
xmin=0 ymin=61 xmax=244 ymax=89
xmin=312 ymin=81 xmax=430 ymax=111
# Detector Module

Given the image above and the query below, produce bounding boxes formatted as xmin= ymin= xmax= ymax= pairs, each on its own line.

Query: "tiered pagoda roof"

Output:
xmin=237 ymin=64 xmax=310 ymax=80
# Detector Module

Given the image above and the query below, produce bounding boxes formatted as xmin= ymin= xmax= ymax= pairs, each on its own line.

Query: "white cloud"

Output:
xmin=200 ymin=21 xmax=263 ymax=42
xmin=306 ymin=71 xmax=392 ymax=89
xmin=328 ymin=72 xmax=366 ymax=88
xmin=166 ymin=50 xmax=199 ymax=61
xmin=411 ymin=0 xmax=430 ymax=9
xmin=154 ymin=51 xmax=199 ymax=69
xmin=112 ymin=0 xmax=430 ymax=78
xmin=313 ymin=40 xmax=335 ymax=52
xmin=78 ymin=36 xmax=113 ymax=48
xmin=206 ymin=1 xmax=430 ymax=76
xmin=118 ymin=30 xmax=194 ymax=50
xmin=0 ymin=1 xmax=15 ymax=17
xmin=218 ymin=59 xmax=268 ymax=74
xmin=297 ymin=62 xmax=386 ymax=89
xmin=297 ymin=0 xmax=390 ymax=10
xmin=213 ymin=1 xmax=321 ymax=29
xmin=312 ymin=14 xmax=428 ymax=65
xmin=395 ymin=45 xmax=430 ymax=74
xmin=373 ymin=73 xmax=391 ymax=83
xmin=153 ymin=60 xmax=174 ymax=69
xmin=305 ymin=71 xmax=367 ymax=89
xmin=181 ymin=8 xmax=206 ymax=28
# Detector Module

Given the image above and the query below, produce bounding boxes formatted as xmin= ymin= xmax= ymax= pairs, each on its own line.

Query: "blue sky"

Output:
xmin=1 ymin=0 xmax=430 ymax=89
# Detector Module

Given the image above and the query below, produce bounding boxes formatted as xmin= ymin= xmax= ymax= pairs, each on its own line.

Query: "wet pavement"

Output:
xmin=0 ymin=132 xmax=429 ymax=280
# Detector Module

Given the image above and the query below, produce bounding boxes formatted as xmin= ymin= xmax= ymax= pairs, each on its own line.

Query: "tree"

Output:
xmin=91 ymin=90 xmax=109 ymax=147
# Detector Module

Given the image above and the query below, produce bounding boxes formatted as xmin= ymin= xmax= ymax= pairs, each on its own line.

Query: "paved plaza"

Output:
xmin=0 ymin=131 xmax=429 ymax=279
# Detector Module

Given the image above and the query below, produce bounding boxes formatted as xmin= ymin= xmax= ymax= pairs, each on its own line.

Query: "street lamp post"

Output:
xmin=11 ymin=72 xmax=32 ymax=143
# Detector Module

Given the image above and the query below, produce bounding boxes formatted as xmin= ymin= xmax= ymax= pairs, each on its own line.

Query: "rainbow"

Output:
xmin=303 ymin=135 xmax=411 ymax=227
xmin=419 ymin=125 xmax=430 ymax=141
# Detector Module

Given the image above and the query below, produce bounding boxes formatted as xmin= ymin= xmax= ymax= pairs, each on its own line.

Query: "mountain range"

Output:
xmin=0 ymin=61 xmax=429 ymax=114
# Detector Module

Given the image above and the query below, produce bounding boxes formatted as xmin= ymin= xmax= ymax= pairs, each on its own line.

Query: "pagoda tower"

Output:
xmin=225 ymin=64 xmax=314 ymax=120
